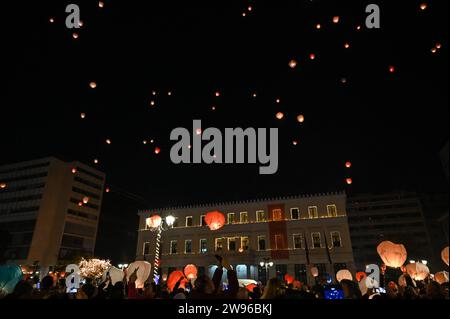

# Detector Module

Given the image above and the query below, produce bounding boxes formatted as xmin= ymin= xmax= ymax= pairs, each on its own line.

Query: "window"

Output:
xmin=275 ymin=234 xmax=285 ymax=250
xmin=327 ymin=205 xmax=338 ymax=217
xmin=185 ymin=240 xmax=192 ymax=254
xmin=256 ymin=210 xmax=266 ymax=222
xmin=272 ymin=209 xmax=283 ymax=221
xmin=227 ymin=213 xmax=235 ymax=224
xmin=186 ymin=216 xmax=193 ymax=227
xmin=291 ymin=208 xmax=300 ymax=220
xmin=143 ymin=242 xmax=151 ymax=255
xmin=312 ymin=232 xmax=321 ymax=248
xmin=215 ymin=238 xmax=223 ymax=252
xmin=241 ymin=237 xmax=249 ymax=251
xmin=200 ymin=215 xmax=206 ymax=226
xmin=294 ymin=264 xmax=307 ymax=282
xmin=228 ymin=237 xmax=237 ymax=251
xmin=258 ymin=236 xmax=266 ymax=251
xmin=173 ymin=218 xmax=179 ymax=228
xmin=200 ymin=239 xmax=208 ymax=253
xmin=308 ymin=206 xmax=319 ymax=219
xmin=170 ymin=240 xmax=177 ymax=254
xmin=240 ymin=212 xmax=248 ymax=223
xmin=331 ymin=231 xmax=342 ymax=247
xmin=293 ymin=234 xmax=304 ymax=249
xmin=275 ymin=264 xmax=287 ymax=281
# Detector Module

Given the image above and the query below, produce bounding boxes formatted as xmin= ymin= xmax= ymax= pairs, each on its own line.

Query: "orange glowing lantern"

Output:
xmin=0 ymin=183 xmax=6 ymax=189
xmin=106 ymin=139 xmax=111 ymax=145
xmin=276 ymin=112 xmax=284 ymax=120
xmin=344 ymin=43 xmax=350 ymax=49
xmin=377 ymin=241 xmax=407 ymax=268
xmin=406 ymin=262 xmax=430 ymax=281
xmin=434 ymin=271 xmax=449 ymax=284
xmin=284 ymin=274 xmax=294 ymax=284
xmin=215 ymin=91 xmax=220 ymax=97
xmin=355 ymin=272 xmax=367 ymax=282
xmin=154 ymin=147 xmax=161 ymax=154
xmin=345 ymin=161 xmax=352 ymax=168
xmin=205 ymin=211 xmax=226 ymax=231
xmin=245 ymin=283 xmax=257 ymax=292
xmin=297 ymin=114 xmax=305 ymax=123
xmin=311 ymin=267 xmax=319 ymax=277
xmin=293 ymin=280 xmax=302 ymax=289
xmin=389 ymin=65 xmax=395 ymax=73
xmin=420 ymin=3 xmax=427 ymax=11
xmin=82 ymin=197 xmax=89 ymax=204
xmin=336 ymin=269 xmax=353 ymax=283
xmin=71 ymin=168 xmax=77 ymax=174
xmin=184 ymin=264 xmax=198 ymax=280
xmin=49 ymin=18 xmax=54 ymax=23
xmin=80 ymin=113 xmax=86 ymax=119
xmin=99 ymin=1 xmax=104 ymax=8
xmin=78 ymin=202 xmax=83 ymax=207
xmin=333 ymin=16 xmax=340 ymax=24
xmin=346 ymin=178 xmax=353 ymax=185
xmin=441 ymin=246 xmax=449 ymax=266
xmin=146 ymin=215 xmax=162 ymax=229
xmin=89 ymin=82 xmax=97 ymax=89
xmin=309 ymin=53 xmax=316 ymax=60
xmin=316 ymin=24 xmax=321 ymax=29
xmin=105 ymin=187 xmax=110 ymax=193
xmin=289 ymin=60 xmax=297 ymax=69
xmin=167 ymin=270 xmax=187 ymax=292
xmin=436 ymin=43 xmax=442 ymax=49
xmin=72 ymin=33 xmax=79 ymax=39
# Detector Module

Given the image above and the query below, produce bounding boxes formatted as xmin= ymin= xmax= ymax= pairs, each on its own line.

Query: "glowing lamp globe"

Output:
xmin=406 ymin=262 xmax=430 ymax=281
xmin=377 ymin=241 xmax=407 ymax=268
xmin=146 ymin=215 xmax=162 ymax=229
xmin=441 ymin=246 xmax=449 ymax=266
xmin=183 ymin=264 xmax=198 ymax=280
xmin=284 ymin=274 xmax=294 ymax=284
xmin=205 ymin=211 xmax=226 ymax=231
xmin=336 ymin=269 xmax=353 ymax=283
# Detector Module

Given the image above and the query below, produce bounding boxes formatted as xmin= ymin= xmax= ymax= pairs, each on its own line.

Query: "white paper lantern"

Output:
xmin=310 ymin=267 xmax=319 ymax=277
xmin=376 ymin=241 xmax=407 ymax=268
xmin=406 ymin=262 xmax=430 ymax=281
xmin=434 ymin=271 xmax=449 ymax=284
xmin=442 ymin=247 xmax=449 ymax=266
xmin=102 ymin=266 xmax=124 ymax=285
xmin=336 ymin=269 xmax=353 ymax=282
xmin=126 ymin=261 xmax=151 ymax=288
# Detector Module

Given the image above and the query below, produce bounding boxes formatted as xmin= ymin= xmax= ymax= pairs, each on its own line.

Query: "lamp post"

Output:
xmin=149 ymin=215 xmax=175 ymax=283
xmin=260 ymin=258 xmax=274 ymax=285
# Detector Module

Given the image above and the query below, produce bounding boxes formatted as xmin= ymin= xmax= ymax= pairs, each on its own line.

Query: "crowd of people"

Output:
xmin=1 ymin=256 xmax=448 ymax=300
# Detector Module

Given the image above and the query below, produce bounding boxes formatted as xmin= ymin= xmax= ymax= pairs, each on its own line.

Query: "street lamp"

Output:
xmin=149 ymin=215 xmax=175 ymax=283
xmin=118 ymin=264 xmax=128 ymax=270
xmin=260 ymin=258 xmax=274 ymax=284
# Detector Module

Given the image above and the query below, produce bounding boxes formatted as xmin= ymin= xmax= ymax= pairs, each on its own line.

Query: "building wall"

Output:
xmin=0 ymin=158 xmax=105 ymax=267
xmin=136 ymin=192 xmax=355 ymax=285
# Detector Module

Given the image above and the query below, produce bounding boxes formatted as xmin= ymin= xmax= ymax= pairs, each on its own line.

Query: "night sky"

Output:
xmin=3 ymin=1 xmax=448 ymax=262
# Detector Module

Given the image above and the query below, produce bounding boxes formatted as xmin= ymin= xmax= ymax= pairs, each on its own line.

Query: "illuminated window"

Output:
xmin=308 ymin=206 xmax=319 ymax=219
xmin=241 ymin=237 xmax=249 ymax=251
xmin=228 ymin=237 xmax=237 ymax=251
xmin=291 ymin=208 xmax=300 ymax=220
xmin=327 ymin=205 xmax=338 ymax=217
xmin=200 ymin=239 xmax=207 ymax=253
xmin=331 ymin=231 xmax=342 ymax=247
xmin=293 ymin=234 xmax=304 ymax=249
xmin=215 ymin=238 xmax=223 ymax=252
xmin=186 ymin=216 xmax=193 ymax=227
xmin=240 ymin=212 xmax=248 ymax=223
xmin=185 ymin=240 xmax=192 ymax=254
xmin=170 ymin=240 xmax=177 ymax=254
xmin=227 ymin=213 xmax=236 ymax=224
xmin=312 ymin=232 xmax=321 ymax=248
xmin=256 ymin=210 xmax=266 ymax=222
xmin=272 ymin=209 xmax=283 ymax=221
xmin=258 ymin=236 xmax=266 ymax=251
xmin=200 ymin=215 xmax=206 ymax=226
xmin=143 ymin=242 xmax=151 ymax=255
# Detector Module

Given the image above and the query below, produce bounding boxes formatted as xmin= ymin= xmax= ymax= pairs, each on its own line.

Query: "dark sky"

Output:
xmin=3 ymin=1 xmax=448 ymax=261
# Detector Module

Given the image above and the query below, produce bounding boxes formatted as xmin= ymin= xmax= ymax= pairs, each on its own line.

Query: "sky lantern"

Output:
xmin=80 ymin=113 xmax=86 ymax=119
xmin=442 ymin=246 xmax=449 ymax=266
xmin=146 ymin=215 xmax=162 ymax=229
xmin=336 ymin=269 xmax=353 ymax=282
xmin=106 ymin=139 xmax=112 ymax=145
xmin=99 ymin=1 xmax=105 ymax=8
xmin=356 ymin=25 xmax=361 ymax=31
xmin=94 ymin=159 xmax=99 ymax=164
xmin=78 ymin=21 xmax=84 ymax=27
xmin=275 ymin=98 xmax=281 ymax=104
xmin=184 ymin=264 xmax=198 ymax=280
xmin=436 ymin=43 xmax=442 ymax=49
xmin=340 ymin=77 xmax=348 ymax=84
xmin=297 ymin=114 xmax=305 ymax=123
xmin=310 ymin=267 xmax=319 ymax=278
xmin=288 ymin=59 xmax=297 ymax=69
xmin=332 ymin=16 xmax=340 ymax=23
xmin=71 ymin=168 xmax=77 ymax=174
xmin=126 ymin=261 xmax=152 ymax=289
xmin=389 ymin=65 xmax=395 ymax=73
xmin=344 ymin=43 xmax=350 ymax=49
xmin=431 ymin=47 xmax=437 ymax=54
xmin=346 ymin=178 xmax=353 ymax=185
xmin=275 ymin=112 xmax=284 ymax=120
xmin=49 ymin=18 xmax=54 ymax=23
xmin=434 ymin=271 xmax=449 ymax=284
xmin=154 ymin=147 xmax=161 ymax=154
xmin=167 ymin=270 xmax=187 ymax=292
xmin=316 ymin=23 xmax=321 ymax=29
xmin=105 ymin=187 xmax=110 ymax=193
xmin=284 ymin=274 xmax=294 ymax=284
xmin=252 ymin=93 xmax=257 ymax=98
xmin=215 ymin=91 xmax=220 ymax=97
xmin=309 ymin=53 xmax=316 ymax=60
xmin=355 ymin=272 xmax=367 ymax=282
xmin=196 ymin=128 xmax=202 ymax=135
xmin=167 ymin=91 xmax=172 ymax=96
xmin=345 ymin=161 xmax=352 ymax=168
xmin=406 ymin=262 xmax=430 ymax=281
xmin=72 ymin=33 xmax=79 ymax=39
xmin=292 ymin=140 xmax=298 ymax=146
xmin=420 ymin=3 xmax=427 ymax=11
xmin=205 ymin=211 xmax=226 ymax=231
xmin=0 ymin=183 xmax=6 ymax=189
xmin=377 ymin=241 xmax=407 ymax=268
xmin=89 ymin=82 xmax=97 ymax=89
xmin=82 ymin=197 xmax=90 ymax=204
xmin=78 ymin=202 xmax=83 ymax=207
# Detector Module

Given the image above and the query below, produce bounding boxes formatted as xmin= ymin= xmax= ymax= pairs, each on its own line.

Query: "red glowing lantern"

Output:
xmin=183 ymin=264 xmax=198 ymax=280
xmin=356 ymin=272 xmax=367 ymax=282
xmin=293 ymin=280 xmax=302 ymax=289
xmin=146 ymin=215 xmax=162 ymax=229
xmin=205 ymin=211 xmax=226 ymax=231
xmin=245 ymin=283 xmax=257 ymax=293
xmin=345 ymin=161 xmax=352 ymax=168
xmin=346 ymin=178 xmax=353 ymax=185
xmin=154 ymin=147 xmax=161 ymax=154
xmin=284 ymin=274 xmax=294 ymax=284
xmin=167 ymin=270 xmax=187 ymax=292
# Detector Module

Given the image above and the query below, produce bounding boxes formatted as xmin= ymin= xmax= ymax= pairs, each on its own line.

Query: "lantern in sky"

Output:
xmin=215 ymin=91 xmax=220 ymax=97
xmin=0 ymin=183 xmax=6 ymax=189
xmin=146 ymin=215 xmax=162 ymax=229
xmin=94 ymin=159 xmax=99 ymax=164
xmin=284 ymin=274 xmax=294 ymax=284
xmin=49 ymin=18 xmax=54 ymax=23
xmin=78 ymin=202 xmax=83 ymax=207
xmin=346 ymin=178 xmax=353 ymax=185
xmin=436 ymin=43 xmax=442 ymax=49
xmin=168 ymin=91 xmax=172 ymax=96
xmin=205 ymin=211 xmax=226 ymax=231
xmin=292 ymin=140 xmax=298 ymax=146
xmin=297 ymin=114 xmax=305 ymax=123
xmin=316 ymin=24 xmax=321 ymax=29
xmin=309 ymin=53 xmax=316 ymax=60
xmin=89 ymin=82 xmax=97 ymax=89
xmin=184 ymin=264 xmax=198 ymax=280
xmin=71 ymin=168 xmax=77 ymax=174
xmin=332 ymin=16 xmax=340 ymax=23
xmin=126 ymin=261 xmax=152 ymax=289
xmin=344 ymin=43 xmax=350 ymax=49
xmin=310 ymin=267 xmax=319 ymax=277
xmin=167 ymin=270 xmax=187 ymax=292
xmin=162 ymin=273 xmax=168 ymax=281
xmin=336 ymin=269 xmax=353 ymax=283
xmin=442 ymin=246 xmax=449 ymax=266
xmin=99 ymin=1 xmax=105 ymax=8
xmin=150 ymin=101 xmax=155 ymax=106
xmin=80 ymin=113 xmax=86 ymax=119
xmin=82 ymin=197 xmax=89 ymax=204
xmin=389 ymin=65 xmax=395 ymax=73
xmin=105 ymin=187 xmax=110 ymax=193
xmin=340 ymin=77 xmax=347 ymax=84
xmin=420 ymin=3 xmax=427 ymax=11
xmin=288 ymin=59 xmax=297 ymax=69
xmin=154 ymin=147 xmax=161 ymax=154
xmin=406 ymin=262 xmax=430 ymax=281
xmin=355 ymin=272 xmax=366 ymax=282
xmin=275 ymin=98 xmax=281 ymax=104
xmin=78 ymin=21 xmax=84 ymax=27
xmin=275 ymin=112 xmax=284 ymax=120
xmin=106 ymin=139 xmax=111 ymax=145
xmin=345 ymin=161 xmax=352 ymax=168
xmin=434 ymin=271 xmax=449 ymax=284
xmin=377 ymin=241 xmax=407 ymax=268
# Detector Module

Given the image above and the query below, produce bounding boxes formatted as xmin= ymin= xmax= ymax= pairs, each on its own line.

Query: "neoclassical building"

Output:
xmin=136 ymin=192 xmax=355 ymax=285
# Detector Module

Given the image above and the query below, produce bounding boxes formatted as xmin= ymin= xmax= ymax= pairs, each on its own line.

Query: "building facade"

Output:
xmin=347 ymin=192 xmax=434 ymax=271
xmin=136 ymin=192 xmax=355 ymax=285
xmin=0 ymin=157 xmax=106 ymax=267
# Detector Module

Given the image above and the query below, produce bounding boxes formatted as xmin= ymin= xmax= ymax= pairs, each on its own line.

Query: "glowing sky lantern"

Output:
xmin=154 ymin=147 xmax=161 ymax=154
xmin=150 ymin=100 xmax=155 ymax=106
xmin=276 ymin=112 xmax=284 ymax=120
xmin=289 ymin=59 xmax=297 ymax=69
xmin=146 ymin=215 xmax=162 ymax=229
xmin=152 ymin=91 xmax=157 ymax=96
xmin=310 ymin=267 xmax=319 ymax=277
xmin=292 ymin=140 xmax=298 ymax=146
xmin=431 ymin=47 xmax=437 ymax=54
xmin=106 ymin=139 xmax=112 ymax=145
xmin=78 ymin=21 xmax=84 ymax=27
xmin=336 ymin=269 xmax=353 ymax=282
xmin=167 ymin=91 xmax=172 ymax=96
xmin=316 ymin=23 xmax=321 ymax=29
xmin=346 ymin=178 xmax=353 ymax=185
xmin=377 ymin=241 xmax=407 ymax=268
xmin=215 ymin=91 xmax=220 ymax=97
xmin=82 ymin=197 xmax=90 ymax=204
xmin=332 ymin=16 xmax=340 ymax=23
xmin=252 ymin=93 xmax=257 ymax=98
xmin=89 ymin=82 xmax=97 ymax=89
xmin=356 ymin=25 xmax=361 ymax=31
xmin=442 ymin=246 xmax=449 ymax=266
xmin=80 ymin=113 xmax=86 ymax=119
xmin=71 ymin=168 xmax=77 ymax=174
xmin=309 ymin=53 xmax=316 ymax=60
xmin=72 ymin=33 xmax=79 ymax=39
xmin=434 ymin=271 xmax=449 ymax=284
xmin=389 ymin=65 xmax=395 ymax=73
xmin=184 ymin=264 xmax=198 ymax=280
xmin=406 ymin=262 xmax=430 ymax=281
xmin=340 ymin=77 xmax=348 ymax=84
xmin=105 ymin=187 xmax=110 ymax=193
xmin=345 ymin=161 xmax=352 ymax=168
xmin=205 ymin=211 xmax=226 ymax=231
xmin=297 ymin=114 xmax=305 ymax=123
xmin=78 ymin=202 xmax=83 ymax=207
xmin=420 ymin=3 xmax=427 ymax=11
xmin=0 ymin=183 xmax=6 ymax=189
xmin=99 ymin=1 xmax=105 ymax=8
xmin=143 ymin=140 xmax=148 ymax=145
xmin=94 ymin=159 xmax=99 ymax=164
xmin=248 ymin=6 xmax=252 ymax=11
xmin=284 ymin=274 xmax=294 ymax=284
xmin=344 ymin=43 xmax=350 ymax=49
xmin=275 ymin=98 xmax=281 ymax=104
xmin=196 ymin=128 xmax=202 ymax=135
xmin=436 ymin=43 xmax=442 ymax=49
xmin=126 ymin=261 xmax=151 ymax=289
xmin=49 ymin=18 xmax=54 ymax=23
xmin=167 ymin=270 xmax=187 ymax=292
xmin=355 ymin=272 xmax=367 ymax=282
